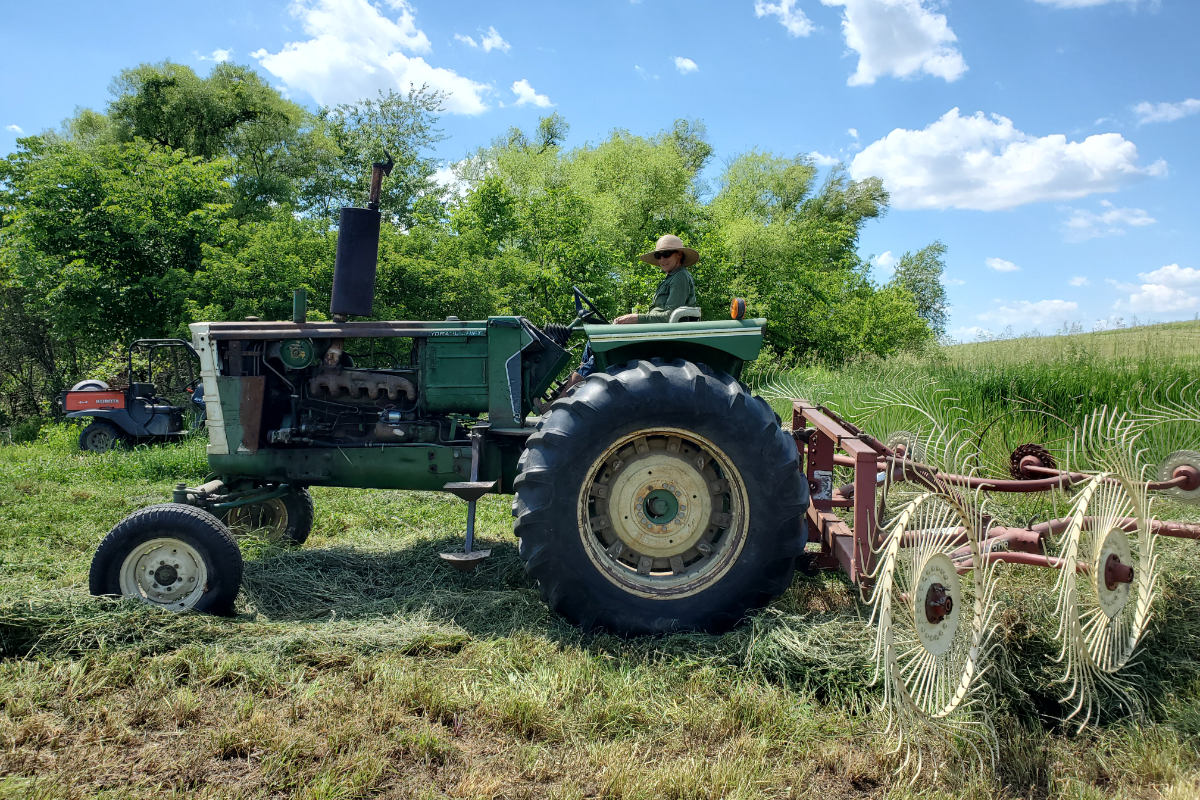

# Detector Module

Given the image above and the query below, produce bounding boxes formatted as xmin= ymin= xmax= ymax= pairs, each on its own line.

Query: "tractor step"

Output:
xmin=441 ymin=481 xmax=497 ymax=503
xmin=438 ymin=549 xmax=493 ymax=572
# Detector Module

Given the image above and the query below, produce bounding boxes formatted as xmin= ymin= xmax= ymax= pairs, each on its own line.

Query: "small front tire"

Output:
xmin=89 ymin=503 xmax=243 ymax=615
xmin=80 ymin=421 xmax=125 ymax=453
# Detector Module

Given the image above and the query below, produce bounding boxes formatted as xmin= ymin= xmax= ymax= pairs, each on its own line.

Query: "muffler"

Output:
xmin=330 ymin=153 xmax=394 ymax=322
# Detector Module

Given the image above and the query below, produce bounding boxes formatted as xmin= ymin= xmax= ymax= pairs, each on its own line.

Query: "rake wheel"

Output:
xmin=1053 ymin=472 xmax=1158 ymax=726
xmin=869 ymin=491 xmax=1000 ymax=773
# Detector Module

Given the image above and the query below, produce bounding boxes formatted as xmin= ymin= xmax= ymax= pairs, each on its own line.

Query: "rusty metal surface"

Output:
xmin=309 ymin=369 xmax=416 ymax=401
xmin=795 ymin=400 xmax=879 ymax=582
xmin=239 ymin=376 xmax=265 ymax=454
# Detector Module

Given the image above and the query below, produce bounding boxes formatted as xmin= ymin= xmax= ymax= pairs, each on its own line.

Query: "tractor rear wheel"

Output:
xmin=223 ymin=487 xmax=315 ymax=546
xmin=513 ymin=359 xmax=807 ymax=635
xmin=89 ymin=503 xmax=242 ymax=615
xmin=80 ymin=421 xmax=125 ymax=453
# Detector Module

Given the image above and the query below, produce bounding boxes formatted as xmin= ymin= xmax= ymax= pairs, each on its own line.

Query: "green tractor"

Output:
xmin=88 ymin=162 xmax=808 ymax=635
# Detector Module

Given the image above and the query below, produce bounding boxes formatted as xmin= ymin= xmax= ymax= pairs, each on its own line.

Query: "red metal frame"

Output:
xmin=792 ymin=398 xmax=1200 ymax=584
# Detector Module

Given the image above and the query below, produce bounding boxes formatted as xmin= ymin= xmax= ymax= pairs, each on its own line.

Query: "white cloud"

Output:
xmin=673 ymin=56 xmax=699 ymax=74
xmin=848 ymin=127 xmax=859 ymax=139
xmin=819 ymin=0 xmax=966 ymax=86
xmin=480 ymin=27 xmax=510 ymax=53
xmin=1063 ymin=201 xmax=1155 ymax=241
xmin=1069 ymin=276 xmax=1090 ymax=286
xmin=458 ymin=26 xmax=510 ymax=53
xmin=986 ymin=257 xmax=1021 ymax=273
xmin=511 ymin=79 xmax=552 ymax=107
xmin=754 ymin=0 xmax=815 ymax=37
xmin=978 ymin=299 xmax=1078 ymax=327
xmin=874 ymin=251 xmax=896 ymax=272
xmin=253 ymin=0 xmax=490 ymax=115
xmin=1134 ymin=98 xmax=1200 ymax=125
xmin=1121 ymin=264 xmax=1200 ymax=314
xmin=810 ymin=151 xmax=840 ymax=166
xmin=1032 ymin=0 xmax=1148 ymax=7
xmin=954 ymin=325 xmax=992 ymax=340
xmin=200 ymin=48 xmax=233 ymax=62
xmin=943 ymin=276 xmax=966 ymax=286
xmin=850 ymin=108 xmax=1167 ymax=211
xmin=5 ymin=124 xmax=23 ymax=134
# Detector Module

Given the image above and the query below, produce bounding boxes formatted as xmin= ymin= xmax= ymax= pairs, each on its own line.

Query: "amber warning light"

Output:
xmin=730 ymin=298 xmax=747 ymax=320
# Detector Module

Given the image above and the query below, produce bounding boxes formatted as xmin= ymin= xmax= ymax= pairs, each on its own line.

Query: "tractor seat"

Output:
xmin=668 ymin=306 xmax=702 ymax=323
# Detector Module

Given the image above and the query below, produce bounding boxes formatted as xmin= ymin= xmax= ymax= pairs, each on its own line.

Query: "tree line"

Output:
xmin=0 ymin=60 xmax=948 ymax=425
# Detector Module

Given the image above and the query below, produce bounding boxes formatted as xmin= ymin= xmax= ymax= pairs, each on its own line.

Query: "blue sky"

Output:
xmin=3 ymin=0 xmax=1198 ymax=338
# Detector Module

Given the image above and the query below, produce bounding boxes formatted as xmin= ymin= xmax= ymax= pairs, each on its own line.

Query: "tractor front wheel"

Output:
xmin=89 ymin=503 xmax=243 ymax=615
xmin=513 ymin=359 xmax=807 ymax=635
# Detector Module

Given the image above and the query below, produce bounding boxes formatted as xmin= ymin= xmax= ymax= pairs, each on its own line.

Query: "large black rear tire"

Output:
xmin=513 ymin=359 xmax=808 ymax=635
xmin=89 ymin=503 xmax=243 ymax=616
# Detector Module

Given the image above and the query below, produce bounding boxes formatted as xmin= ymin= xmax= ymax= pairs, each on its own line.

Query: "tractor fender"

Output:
xmin=65 ymin=408 xmax=150 ymax=437
xmin=582 ymin=319 xmax=766 ymax=381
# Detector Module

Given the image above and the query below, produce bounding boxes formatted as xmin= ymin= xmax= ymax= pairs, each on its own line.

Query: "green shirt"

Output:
xmin=636 ymin=267 xmax=697 ymax=323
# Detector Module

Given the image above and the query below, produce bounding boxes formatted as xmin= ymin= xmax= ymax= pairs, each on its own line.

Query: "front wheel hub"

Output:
xmin=118 ymin=538 xmax=208 ymax=611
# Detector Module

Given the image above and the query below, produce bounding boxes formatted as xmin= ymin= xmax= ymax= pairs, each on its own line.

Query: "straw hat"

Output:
xmin=639 ymin=234 xmax=699 ymax=267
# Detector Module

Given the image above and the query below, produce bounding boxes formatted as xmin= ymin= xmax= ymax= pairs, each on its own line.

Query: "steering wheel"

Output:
xmin=572 ymin=287 xmax=609 ymax=325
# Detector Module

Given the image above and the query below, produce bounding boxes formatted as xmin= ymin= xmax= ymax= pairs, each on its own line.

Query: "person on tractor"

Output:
xmin=553 ymin=234 xmax=699 ymax=400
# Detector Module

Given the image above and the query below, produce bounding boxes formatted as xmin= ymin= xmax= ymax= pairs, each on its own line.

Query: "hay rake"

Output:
xmin=789 ymin=391 xmax=1200 ymax=769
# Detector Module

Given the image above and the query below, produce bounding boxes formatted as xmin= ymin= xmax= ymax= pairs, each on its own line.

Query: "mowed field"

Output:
xmin=3 ymin=324 xmax=1200 ymax=799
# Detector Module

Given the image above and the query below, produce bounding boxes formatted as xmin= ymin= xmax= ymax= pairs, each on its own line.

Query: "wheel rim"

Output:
xmin=118 ymin=537 xmax=208 ymax=611
xmin=88 ymin=428 xmax=115 ymax=452
xmin=578 ymin=428 xmax=748 ymax=599
xmin=225 ymin=498 xmax=290 ymax=543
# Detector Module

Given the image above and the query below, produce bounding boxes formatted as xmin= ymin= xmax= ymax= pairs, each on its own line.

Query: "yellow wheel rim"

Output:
xmin=578 ymin=428 xmax=748 ymax=599
xmin=225 ymin=497 xmax=289 ymax=543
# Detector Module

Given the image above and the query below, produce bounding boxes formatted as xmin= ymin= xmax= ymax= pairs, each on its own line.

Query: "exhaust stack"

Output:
xmin=330 ymin=153 xmax=394 ymax=322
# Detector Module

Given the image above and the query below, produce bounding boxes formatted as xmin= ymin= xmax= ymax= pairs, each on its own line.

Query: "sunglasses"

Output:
xmin=653 ymin=250 xmax=679 ymax=260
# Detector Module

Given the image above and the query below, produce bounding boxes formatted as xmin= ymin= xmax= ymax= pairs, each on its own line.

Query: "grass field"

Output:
xmin=3 ymin=326 xmax=1200 ymax=799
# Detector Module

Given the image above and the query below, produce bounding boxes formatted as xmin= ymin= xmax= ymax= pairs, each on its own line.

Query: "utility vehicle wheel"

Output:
xmin=89 ymin=503 xmax=243 ymax=615
xmin=79 ymin=421 xmax=124 ymax=453
xmin=223 ymin=488 xmax=314 ymax=546
xmin=514 ymin=359 xmax=808 ymax=635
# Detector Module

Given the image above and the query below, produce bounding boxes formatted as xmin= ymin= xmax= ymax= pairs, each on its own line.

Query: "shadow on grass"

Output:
xmin=239 ymin=535 xmax=559 ymax=639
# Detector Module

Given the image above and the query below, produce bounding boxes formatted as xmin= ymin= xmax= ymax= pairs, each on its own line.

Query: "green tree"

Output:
xmin=302 ymin=88 xmax=446 ymax=226
xmin=0 ymin=136 xmax=228 ymax=345
xmin=889 ymin=241 xmax=948 ymax=336
xmin=107 ymin=60 xmax=318 ymax=217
